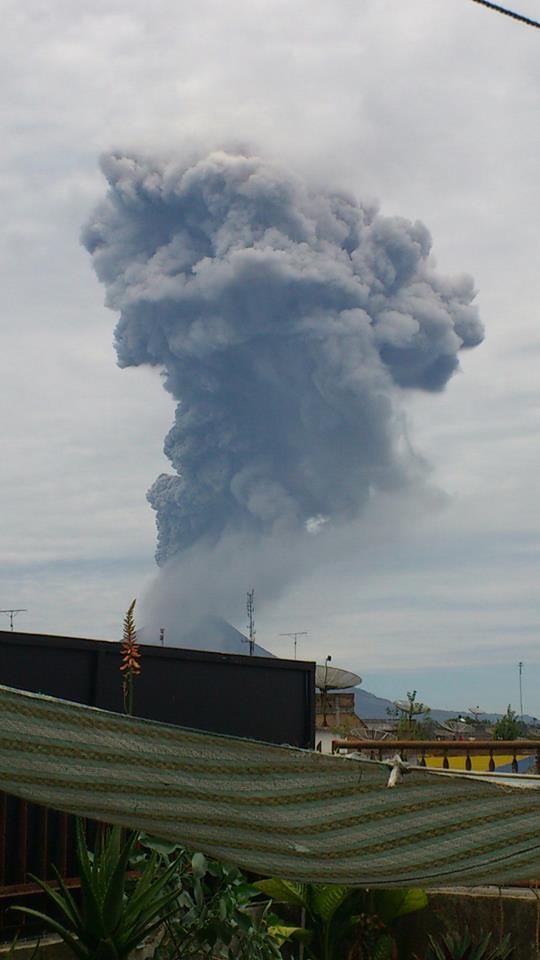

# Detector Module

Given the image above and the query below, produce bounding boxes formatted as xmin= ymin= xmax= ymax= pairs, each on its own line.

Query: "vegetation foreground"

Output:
xmin=11 ymin=820 xmax=513 ymax=960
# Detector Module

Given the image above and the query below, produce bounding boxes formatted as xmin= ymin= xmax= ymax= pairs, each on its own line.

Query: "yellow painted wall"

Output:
xmin=424 ymin=754 xmax=529 ymax=771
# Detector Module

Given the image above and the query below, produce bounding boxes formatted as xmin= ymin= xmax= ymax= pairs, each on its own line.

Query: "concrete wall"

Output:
xmin=395 ymin=886 xmax=540 ymax=959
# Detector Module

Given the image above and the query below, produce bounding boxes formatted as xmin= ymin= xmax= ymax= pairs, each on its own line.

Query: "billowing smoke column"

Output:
xmin=83 ymin=150 xmax=483 ymax=570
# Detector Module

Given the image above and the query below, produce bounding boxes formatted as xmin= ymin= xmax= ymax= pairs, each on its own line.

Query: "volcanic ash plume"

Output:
xmin=83 ymin=150 xmax=483 ymax=573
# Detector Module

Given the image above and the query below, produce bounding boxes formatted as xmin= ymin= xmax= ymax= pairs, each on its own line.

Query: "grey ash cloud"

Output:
xmin=82 ymin=149 xmax=483 ymax=567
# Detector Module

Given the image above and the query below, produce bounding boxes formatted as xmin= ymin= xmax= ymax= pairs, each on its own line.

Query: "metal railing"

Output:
xmin=331 ymin=738 xmax=540 ymax=773
xmin=0 ymin=793 xmax=90 ymax=939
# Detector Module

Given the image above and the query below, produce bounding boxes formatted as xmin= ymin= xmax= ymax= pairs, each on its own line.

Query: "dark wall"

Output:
xmin=0 ymin=630 xmax=315 ymax=748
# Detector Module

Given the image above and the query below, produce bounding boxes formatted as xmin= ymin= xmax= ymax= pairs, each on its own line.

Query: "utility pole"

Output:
xmin=322 ymin=654 xmax=332 ymax=726
xmin=245 ymin=589 xmax=255 ymax=656
xmin=279 ymin=630 xmax=307 ymax=660
xmin=0 ymin=609 xmax=27 ymax=631
xmin=518 ymin=661 xmax=524 ymax=718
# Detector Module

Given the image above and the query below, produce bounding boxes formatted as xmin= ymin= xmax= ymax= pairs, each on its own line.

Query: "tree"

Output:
xmin=387 ymin=690 xmax=434 ymax=740
xmin=493 ymin=705 xmax=524 ymax=741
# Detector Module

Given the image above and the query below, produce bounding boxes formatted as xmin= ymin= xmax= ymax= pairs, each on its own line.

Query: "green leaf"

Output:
xmin=127 ymin=888 xmax=178 ymax=934
xmin=393 ymin=888 xmax=428 ymax=919
xmin=138 ymin=833 xmax=183 ymax=857
xmin=373 ymin=887 xmax=428 ymax=924
xmin=254 ymin=879 xmax=306 ymax=907
xmin=372 ymin=932 xmax=395 ymax=960
xmin=118 ymin=840 xmax=177 ymax=933
xmin=10 ymin=907 xmax=88 ymax=960
xmin=124 ymin=853 xmax=159 ymax=914
xmin=268 ymin=925 xmax=313 ymax=946
xmin=102 ymin=832 xmax=138 ymax=932
xmin=49 ymin=866 xmax=84 ymax=934
xmin=310 ymin=885 xmax=352 ymax=922
xmin=235 ymin=882 xmax=261 ymax=900
xmin=75 ymin=820 xmax=105 ymax=939
xmin=25 ymin=871 xmax=83 ymax=937
xmin=236 ymin=911 xmax=254 ymax=935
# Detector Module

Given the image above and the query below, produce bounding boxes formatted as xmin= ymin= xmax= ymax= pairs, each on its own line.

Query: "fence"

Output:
xmin=331 ymin=738 xmax=540 ymax=773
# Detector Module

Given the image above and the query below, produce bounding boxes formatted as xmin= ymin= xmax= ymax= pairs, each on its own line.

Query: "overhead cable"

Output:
xmin=469 ymin=0 xmax=540 ymax=29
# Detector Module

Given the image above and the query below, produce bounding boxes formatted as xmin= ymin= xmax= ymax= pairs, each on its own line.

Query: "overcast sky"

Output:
xmin=1 ymin=0 xmax=539 ymax=714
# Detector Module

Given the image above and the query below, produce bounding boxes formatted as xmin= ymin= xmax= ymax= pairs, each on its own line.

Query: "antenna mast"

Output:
xmin=246 ymin=589 xmax=255 ymax=656
xmin=518 ymin=661 xmax=524 ymax=718
xmin=279 ymin=630 xmax=308 ymax=660
xmin=0 ymin=609 xmax=27 ymax=631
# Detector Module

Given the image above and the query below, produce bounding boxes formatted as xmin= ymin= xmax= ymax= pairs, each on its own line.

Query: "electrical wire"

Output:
xmin=469 ymin=0 xmax=540 ymax=29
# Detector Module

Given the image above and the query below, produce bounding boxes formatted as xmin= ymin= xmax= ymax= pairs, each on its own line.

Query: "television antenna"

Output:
xmin=279 ymin=630 xmax=307 ymax=659
xmin=315 ymin=656 xmax=362 ymax=726
xmin=0 ymin=609 xmax=27 ymax=631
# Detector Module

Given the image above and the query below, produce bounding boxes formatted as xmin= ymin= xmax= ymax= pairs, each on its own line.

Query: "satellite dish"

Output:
xmin=440 ymin=717 xmax=472 ymax=736
xmin=315 ymin=664 xmax=362 ymax=692
xmin=468 ymin=706 xmax=485 ymax=721
xmin=316 ymin=662 xmax=361 ymax=729
xmin=394 ymin=699 xmax=429 ymax=716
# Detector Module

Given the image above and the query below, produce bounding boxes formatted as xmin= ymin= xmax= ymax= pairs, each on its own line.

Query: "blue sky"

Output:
xmin=364 ymin=663 xmax=538 ymax=720
xmin=1 ymin=0 xmax=539 ymax=714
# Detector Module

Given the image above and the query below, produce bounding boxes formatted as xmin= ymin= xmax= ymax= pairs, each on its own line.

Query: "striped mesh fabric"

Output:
xmin=0 ymin=684 xmax=539 ymax=887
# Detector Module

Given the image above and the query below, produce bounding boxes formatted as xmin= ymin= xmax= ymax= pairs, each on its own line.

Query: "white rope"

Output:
xmin=386 ymin=755 xmax=409 ymax=788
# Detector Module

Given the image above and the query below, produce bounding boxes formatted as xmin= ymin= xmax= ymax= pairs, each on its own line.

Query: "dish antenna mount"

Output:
xmin=468 ymin=705 xmax=485 ymax=723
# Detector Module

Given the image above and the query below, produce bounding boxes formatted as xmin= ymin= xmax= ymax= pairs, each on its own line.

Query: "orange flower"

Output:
xmin=120 ymin=654 xmax=141 ymax=675
xmin=120 ymin=599 xmax=140 ymax=714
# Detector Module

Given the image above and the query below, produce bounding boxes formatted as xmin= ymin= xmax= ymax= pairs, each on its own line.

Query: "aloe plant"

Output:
xmin=255 ymin=878 xmax=427 ymax=960
xmin=120 ymin=598 xmax=140 ymax=716
xmin=12 ymin=820 xmax=181 ymax=960
xmin=421 ymin=931 xmax=513 ymax=960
